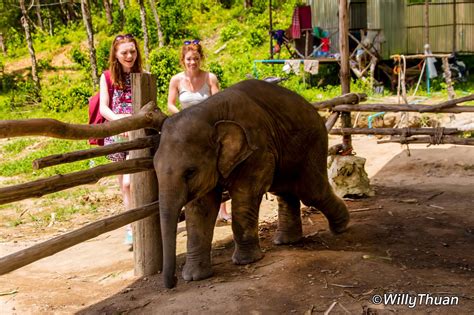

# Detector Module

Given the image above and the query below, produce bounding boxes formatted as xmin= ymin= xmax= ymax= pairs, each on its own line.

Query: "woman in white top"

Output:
xmin=167 ymin=40 xmax=231 ymax=222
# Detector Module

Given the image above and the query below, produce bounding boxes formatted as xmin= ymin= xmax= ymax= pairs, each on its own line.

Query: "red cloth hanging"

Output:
xmin=291 ymin=7 xmax=301 ymax=39
xmin=298 ymin=5 xmax=312 ymax=30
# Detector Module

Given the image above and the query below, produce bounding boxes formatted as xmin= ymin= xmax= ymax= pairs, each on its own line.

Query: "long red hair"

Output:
xmin=108 ymin=35 xmax=143 ymax=89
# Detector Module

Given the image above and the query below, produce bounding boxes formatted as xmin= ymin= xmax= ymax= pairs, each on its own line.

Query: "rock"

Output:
xmin=327 ymin=155 xmax=374 ymax=198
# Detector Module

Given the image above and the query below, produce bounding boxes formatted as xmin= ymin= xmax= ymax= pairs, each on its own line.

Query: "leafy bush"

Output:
xmin=96 ymin=39 xmax=113 ymax=74
xmin=220 ymin=22 xmax=241 ymax=42
xmin=41 ymin=82 xmax=92 ymax=112
xmin=70 ymin=46 xmax=88 ymax=68
xmin=148 ymin=47 xmax=180 ymax=110
xmin=157 ymin=0 xmax=193 ymax=44
xmin=247 ymin=28 xmax=266 ymax=47
xmin=209 ymin=62 xmax=227 ymax=88
xmin=38 ymin=58 xmax=53 ymax=71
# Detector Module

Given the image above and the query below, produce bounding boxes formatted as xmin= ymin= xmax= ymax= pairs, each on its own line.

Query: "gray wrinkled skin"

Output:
xmin=154 ymin=79 xmax=349 ymax=288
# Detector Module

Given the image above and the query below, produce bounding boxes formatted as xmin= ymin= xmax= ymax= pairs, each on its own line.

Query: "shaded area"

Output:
xmin=78 ymin=145 xmax=474 ymax=314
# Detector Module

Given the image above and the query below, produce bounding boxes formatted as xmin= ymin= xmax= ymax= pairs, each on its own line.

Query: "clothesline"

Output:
xmin=252 ymin=58 xmax=338 ymax=78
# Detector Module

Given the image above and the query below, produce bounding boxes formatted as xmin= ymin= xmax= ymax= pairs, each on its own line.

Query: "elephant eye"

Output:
xmin=183 ymin=167 xmax=197 ymax=181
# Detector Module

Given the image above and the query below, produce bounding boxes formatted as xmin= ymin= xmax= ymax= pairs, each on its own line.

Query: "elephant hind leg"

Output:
xmin=274 ymin=193 xmax=303 ymax=245
xmin=303 ymin=188 xmax=349 ymax=234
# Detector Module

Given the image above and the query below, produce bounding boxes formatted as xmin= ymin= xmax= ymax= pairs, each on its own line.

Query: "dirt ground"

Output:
xmin=0 ymin=135 xmax=473 ymax=314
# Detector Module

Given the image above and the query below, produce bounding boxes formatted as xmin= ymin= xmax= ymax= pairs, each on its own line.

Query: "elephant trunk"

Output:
xmin=159 ymin=190 xmax=186 ymax=288
xmin=160 ymin=207 xmax=179 ymax=288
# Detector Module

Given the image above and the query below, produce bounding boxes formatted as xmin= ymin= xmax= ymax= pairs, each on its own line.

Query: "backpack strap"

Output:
xmin=103 ymin=70 xmax=113 ymax=107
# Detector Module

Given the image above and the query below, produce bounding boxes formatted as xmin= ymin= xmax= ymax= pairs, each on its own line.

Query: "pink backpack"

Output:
xmin=88 ymin=70 xmax=113 ymax=145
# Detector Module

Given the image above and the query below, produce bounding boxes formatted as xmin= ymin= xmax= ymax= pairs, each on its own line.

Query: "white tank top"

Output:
xmin=178 ymin=76 xmax=211 ymax=109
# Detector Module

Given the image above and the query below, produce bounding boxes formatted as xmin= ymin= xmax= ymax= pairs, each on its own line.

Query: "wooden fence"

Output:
xmin=0 ymin=73 xmax=472 ymax=278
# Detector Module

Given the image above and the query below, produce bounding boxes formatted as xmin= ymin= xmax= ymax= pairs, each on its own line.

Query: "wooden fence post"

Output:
xmin=130 ymin=73 xmax=162 ymax=276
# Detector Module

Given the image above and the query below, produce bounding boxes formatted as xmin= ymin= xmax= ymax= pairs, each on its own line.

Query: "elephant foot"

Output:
xmin=273 ymin=229 xmax=303 ymax=245
xmin=182 ymin=261 xmax=213 ymax=282
xmin=329 ymin=212 xmax=350 ymax=234
xmin=232 ymin=245 xmax=264 ymax=265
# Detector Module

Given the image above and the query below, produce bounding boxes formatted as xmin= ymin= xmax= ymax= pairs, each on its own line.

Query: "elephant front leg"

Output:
xmin=182 ymin=189 xmax=221 ymax=282
xmin=230 ymin=194 xmax=264 ymax=265
xmin=274 ymin=193 xmax=303 ymax=245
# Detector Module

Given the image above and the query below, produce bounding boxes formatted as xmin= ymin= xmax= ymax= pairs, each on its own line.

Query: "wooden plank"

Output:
xmin=0 ymin=201 xmax=160 ymax=276
xmin=312 ymin=93 xmax=367 ymax=109
xmin=419 ymin=94 xmax=474 ymax=113
xmin=329 ymin=128 xmax=460 ymax=136
xmin=339 ymin=0 xmax=352 ymax=149
xmin=322 ymin=104 xmax=474 ymax=113
xmin=130 ymin=73 xmax=162 ymax=276
xmin=377 ymin=135 xmax=474 ymax=146
xmin=0 ymin=158 xmax=153 ymax=206
xmin=33 ymin=135 xmax=159 ymax=170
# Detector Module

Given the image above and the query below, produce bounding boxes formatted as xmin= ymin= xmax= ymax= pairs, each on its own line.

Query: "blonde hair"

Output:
xmin=108 ymin=35 xmax=143 ymax=88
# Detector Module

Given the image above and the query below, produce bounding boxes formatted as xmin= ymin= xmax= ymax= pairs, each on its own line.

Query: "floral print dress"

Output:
xmin=104 ymin=73 xmax=133 ymax=162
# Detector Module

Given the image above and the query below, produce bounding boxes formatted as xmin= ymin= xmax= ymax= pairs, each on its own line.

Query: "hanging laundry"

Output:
xmin=291 ymin=7 xmax=301 ymax=39
xmin=304 ymin=60 xmax=319 ymax=75
xmin=424 ymin=44 xmax=438 ymax=79
xmin=284 ymin=60 xmax=301 ymax=74
xmin=298 ymin=5 xmax=312 ymax=30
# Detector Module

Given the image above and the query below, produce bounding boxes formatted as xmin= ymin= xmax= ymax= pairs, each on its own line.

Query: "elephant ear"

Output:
xmin=214 ymin=120 xmax=256 ymax=179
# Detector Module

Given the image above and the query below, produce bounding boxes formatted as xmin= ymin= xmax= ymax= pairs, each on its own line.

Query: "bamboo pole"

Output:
xmin=0 ymin=201 xmax=160 ymax=276
xmin=0 ymin=102 xmax=167 ymax=140
xmin=130 ymin=73 xmax=162 ymax=276
xmin=33 ymin=135 xmax=159 ymax=170
xmin=442 ymin=57 xmax=456 ymax=100
xmin=325 ymin=112 xmax=340 ymax=131
xmin=0 ymin=157 xmax=153 ymax=206
xmin=321 ymin=104 xmax=474 ymax=113
xmin=419 ymin=94 xmax=474 ymax=113
xmin=378 ymin=135 xmax=474 ymax=146
xmin=339 ymin=0 xmax=352 ymax=149
xmin=329 ymin=127 xmax=460 ymax=136
xmin=312 ymin=93 xmax=367 ymax=109
xmin=390 ymin=54 xmax=451 ymax=59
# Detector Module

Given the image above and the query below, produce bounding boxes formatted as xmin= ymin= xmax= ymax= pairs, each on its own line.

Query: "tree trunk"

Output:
xmin=424 ymin=0 xmax=429 ymax=45
xmin=118 ymin=0 xmax=126 ymax=30
xmin=66 ymin=0 xmax=77 ymax=21
xmin=138 ymin=0 xmax=150 ymax=66
xmin=338 ymin=0 xmax=351 ymax=147
xmin=244 ymin=0 xmax=253 ymax=8
xmin=0 ymin=33 xmax=6 ymax=56
xmin=103 ymin=0 xmax=113 ymax=25
xmin=81 ymin=0 xmax=99 ymax=87
xmin=34 ymin=0 xmax=44 ymax=31
xmin=19 ymin=0 xmax=41 ymax=100
xmin=148 ymin=0 xmax=164 ymax=47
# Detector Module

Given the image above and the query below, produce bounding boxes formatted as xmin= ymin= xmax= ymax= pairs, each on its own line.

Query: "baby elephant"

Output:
xmin=154 ymin=79 xmax=349 ymax=288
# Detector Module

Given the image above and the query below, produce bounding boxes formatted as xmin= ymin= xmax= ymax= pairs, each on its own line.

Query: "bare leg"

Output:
xmin=119 ymin=174 xmax=133 ymax=247
xmin=182 ymin=189 xmax=221 ymax=281
xmin=218 ymin=201 xmax=231 ymax=221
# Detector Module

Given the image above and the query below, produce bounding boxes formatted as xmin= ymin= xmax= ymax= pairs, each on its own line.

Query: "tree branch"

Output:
xmin=0 ymin=157 xmax=154 ymax=205
xmin=0 ymin=101 xmax=167 ymax=139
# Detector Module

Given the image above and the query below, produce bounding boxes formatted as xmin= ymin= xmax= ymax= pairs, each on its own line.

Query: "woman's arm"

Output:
xmin=98 ymin=74 xmax=129 ymax=121
xmin=167 ymin=75 xmax=181 ymax=114
xmin=209 ymin=72 xmax=219 ymax=95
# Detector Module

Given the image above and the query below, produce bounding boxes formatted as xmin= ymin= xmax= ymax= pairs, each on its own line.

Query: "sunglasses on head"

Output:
xmin=184 ymin=39 xmax=200 ymax=45
xmin=115 ymin=34 xmax=134 ymax=41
